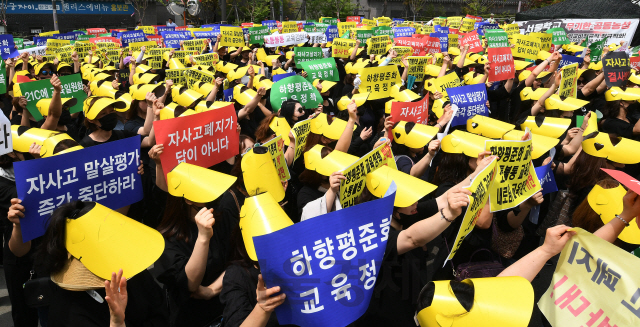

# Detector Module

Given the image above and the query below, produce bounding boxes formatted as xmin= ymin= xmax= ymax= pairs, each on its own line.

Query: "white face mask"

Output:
xmin=241 ymin=75 xmax=251 ymax=85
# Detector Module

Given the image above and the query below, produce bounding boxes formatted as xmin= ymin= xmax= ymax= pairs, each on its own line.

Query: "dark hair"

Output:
xmin=126 ymin=99 xmax=143 ymax=120
xmin=416 ymin=281 xmax=475 ymax=314
xmin=53 ymin=139 xmax=80 ymax=155
xmin=298 ymin=146 xmax=332 ymax=188
xmin=604 ymin=100 xmax=622 ymax=121
xmin=12 ymin=96 xmax=25 ymax=113
xmin=35 ymin=201 xmax=96 ymax=274
xmin=391 ymin=121 xmax=418 ymax=156
xmin=83 ymin=96 xmax=109 ymax=132
xmin=344 ymin=73 xmax=356 ymax=85
xmin=226 ymin=223 xmax=258 ymax=270
xmin=432 ymin=152 xmax=471 ymax=186
xmin=228 ymin=134 xmax=256 ymax=190
xmin=572 ymin=178 xmax=617 ymax=233
xmin=568 ymin=141 xmax=611 ymax=195
xmin=157 ymin=195 xmax=193 ymax=242
xmin=0 ymin=154 xmax=15 ymax=168
xmin=280 ymin=100 xmax=300 ymax=127
xmin=254 ymin=114 xmax=277 ymax=143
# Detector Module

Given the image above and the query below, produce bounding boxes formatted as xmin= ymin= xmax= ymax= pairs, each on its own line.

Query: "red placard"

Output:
xmin=176 ymin=26 xmax=189 ymax=31
xmin=602 ymin=168 xmax=640 ymax=195
xmin=296 ymin=22 xmax=304 ymax=31
xmin=87 ymin=28 xmax=107 ymax=36
xmin=347 ymin=16 xmax=361 ymax=23
xmin=90 ymin=37 xmax=122 ymax=45
xmin=459 ymin=31 xmax=483 ymax=53
xmin=411 ymin=34 xmax=429 ymax=39
xmin=425 ymin=37 xmax=441 ymax=54
xmin=631 ymin=57 xmax=640 ymax=71
xmin=241 ymin=23 xmax=254 ymax=28
xmin=147 ymin=35 xmax=163 ymax=46
xmin=466 ymin=15 xmax=483 ymax=23
xmin=394 ymin=37 xmax=426 ymax=56
xmin=154 ymin=105 xmax=239 ymax=177
xmin=450 ymin=28 xmax=459 ymax=35
xmin=390 ymin=96 xmax=429 ymax=125
xmin=487 ymin=47 xmax=515 ymax=82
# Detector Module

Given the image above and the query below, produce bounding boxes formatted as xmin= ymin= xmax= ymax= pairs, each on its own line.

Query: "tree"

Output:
xmin=306 ymin=0 xmax=356 ymax=20
xmin=0 ymin=0 xmax=7 ymax=26
xmin=462 ymin=0 xmax=503 ymax=17
xmin=130 ymin=0 xmax=155 ymax=24
xmin=405 ymin=0 xmax=428 ymax=21
xmin=241 ymin=0 xmax=271 ymax=22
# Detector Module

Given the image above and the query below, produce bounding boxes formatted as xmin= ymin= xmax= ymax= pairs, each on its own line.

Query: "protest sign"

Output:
xmin=182 ymin=39 xmax=206 ymax=53
xmin=338 ymin=22 xmax=356 ymax=37
xmin=432 ymin=72 xmax=463 ymax=96
xmin=120 ymin=30 xmax=147 ymax=47
xmin=161 ymin=31 xmax=193 ymax=49
xmin=367 ymin=35 xmax=389 ymax=55
xmin=459 ymin=31 xmax=483 ymax=53
xmin=547 ymin=27 xmax=570 ymax=45
xmin=220 ymin=26 xmax=244 ymax=47
xmin=372 ymin=26 xmax=394 ymax=39
xmin=512 ymin=34 xmax=541 ymax=60
xmin=273 ymin=72 xmax=296 ymax=83
xmin=530 ymin=32 xmax=551 ymax=51
xmin=299 ymin=58 xmax=340 ymax=82
xmin=347 ymin=16 xmax=361 ymax=23
xmin=558 ymin=54 xmax=584 ymax=69
xmin=362 ymin=19 xmax=376 ymax=28
xmin=0 ymin=61 xmax=5 ymax=94
xmin=154 ymin=104 xmax=239 ymax=177
xmin=325 ymin=25 xmax=338 ymax=41
xmin=136 ymin=26 xmax=155 ymax=35
xmin=393 ymin=37 xmax=426 ymax=56
xmin=478 ymin=23 xmax=500 ymax=36
xmin=630 ymin=57 xmax=640 ymax=70
xmin=448 ymin=84 xmax=489 ymax=127
xmin=448 ymin=17 xmax=463 ymax=29
xmin=185 ymin=69 xmax=215 ymax=89
xmin=18 ymin=74 xmax=86 ymax=121
xmin=393 ymin=27 xmax=415 ymax=38
xmin=539 ymin=228 xmax=640 ymax=327
xmin=559 ymin=63 xmax=579 ymax=98
xmin=505 ymin=24 xmax=520 ymax=36
xmin=129 ymin=40 xmax=157 ymax=52
xmin=534 ymin=161 xmax=558 ymax=196
xmin=248 ymin=26 xmax=271 ymax=45
xmin=308 ymin=32 xmax=327 ymax=44
xmin=264 ymin=32 xmax=309 ymax=47
xmin=14 ymin=136 xmax=143 ymax=242
xmin=515 ymin=19 xmax=638 ymax=46
xmin=262 ymin=20 xmax=278 ymax=30
xmin=589 ymin=37 xmax=607 ymax=63
xmin=603 ymin=51 xmax=631 ymax=87
xmin=283 ymin=21 xmax=299 ymax=34
xmin=448 ymin=33 xmax=459 ymax=49
xmin=460 ymin=17 xmax=476 ymax=32
xmin=407 ymin=56 xmax=428 ymax=82
xmin=388 ymin=47 xmax=412 ymax=65
xmin=358 ymin=65 xmax=402 ymax=100
xmin=87 ymin=28 xmax=107 ymax=36
xmin=601 ymin=168 xmax=640 ymax=196
xmin=424 ymin=36 xmax=441 ymax=54
xmin=331 ymin=38 xmax=357 ymax=58
xmin=390 ymin=96 xmax=429 ymax=125
xmin=294 ymin=47 xmax=324 ymax=64
xmin=303 ymin=23 xmax=316 ymax=33
xmin=0 ymin=112 xmax=10 ymax=154
xmin=485 ymin=29 xmax=509 ymax=48
xmin=445 ymin=157 xmax=497 ymax=263
xmin=487 ymin=47 xmax=515 ymax=82
xmin=254 ymin=188 xmax=394 ymax=327
xmin=291 ymin=118 xmax=312 ymax=162
xmin=430 ymin=33 xmax=448 ymax=53
xmin=486 ymin=134 xmax=541 ymax=212
xmin=0 ymin=35 xmax=20 ymax=59
xmin=263 ymin=135 xmax=290 ymax=181
xmin=271 ymin=75 xmax=322 ymax=110
xmin=340 ymin=143 xmax=396 ymax=208
xmin=156 ymin=26 xmax=175 ymax=34
xmin=354 ymin=29 xmax=373 ymax=44
xmin=192 ymin=53 xmax=219 ymax=66
xmin=165 ymin=69 xmax=187 ymax=85
xmin=46 ymin=39 xmax=70 ymax=55
xmin=13 ymin=38 xmax=24 ymax=49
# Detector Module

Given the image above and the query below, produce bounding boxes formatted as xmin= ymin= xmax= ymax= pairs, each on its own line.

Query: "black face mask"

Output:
xmin=98 ymin=113 xmax=118 ymax=131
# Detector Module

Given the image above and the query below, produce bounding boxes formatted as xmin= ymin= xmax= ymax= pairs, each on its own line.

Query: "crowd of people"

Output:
xmin=0 ymin=13 xmax=639 ymax=327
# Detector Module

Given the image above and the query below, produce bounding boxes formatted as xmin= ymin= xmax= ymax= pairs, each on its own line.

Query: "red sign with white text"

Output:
xmin=154 ymin=105 xmax=239 ymax=177
xmin=425 ymin=37 xmax=441 ymax=54
xmin=87 ymin=28 xmax=107 ymax=36
xmin=487 ymin=47 xmax=515 ymax=82
xmin=147 ymin=35 xmax=164 ymax=47
xmin=91 ymin=37 xmax=122 ymax=45
xmin=466 ymin=15 xmax=483 ymax=23
xmin=459 ymin=30 xmax=483 ymax=53
xmin=347 ymin=16 xmax=361 ymax=23
xmin=394 ymin=37 xmax=426 ymax=55
xmin=631 ymin=57 xmax=640 ymax=71
xmin=390 ymin=96 xmax=429 ymax=125
xmin=602 ymin=168 xmax=640 ymax=195
xmin=176 ymin=26 xmax=189 ymax=31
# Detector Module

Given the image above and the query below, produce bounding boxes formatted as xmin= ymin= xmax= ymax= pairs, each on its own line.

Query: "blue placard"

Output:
xmin=14 ymin=136 xmax=144 ymax=242
xmin=194 ymin=30 xmax=220 ymax=39
xmin=223 ymin=88 xmax=234 ymax=102
xmin=325 ymin=25 xmax=338 ymax=42
xmin=33 ymin=36 xmax=53 ymax=47
xmin=392 ymin=18 xmax=404 ymax=24
xmin=273 ymin=72 xmax=296 ymax=82
xmin=254 ymin=189 xmax=395 ymax=327
xmin=535 ymin=162 xmax=558 ymax=196
xmin=480 ymin=23 xmax=500 ymax=36
xmin=434 ymin=25 xmax=449 ymax=34
xmin=262 ymin=20 xmax=278 ymax=30
xmin=0 ymin=35 xmax=20 ymax=59
xmin=558 ymin=54 xmax=584 ymax=69
xmin=431 ymin=32 xmax=449 ymax=52
xmin=4 ymin=1 xmax=135 ymax=14
xmin=52 ymin=32 xmax=77 ymax=41
xmin=448 ymin=83 xmax=489 ymax=127
xmin=161 ymin=31 xmax=193 ymax=49
xmin=393 ymin=27 xmax=415 ymax=38
xmin=120 ymin=30 xmax=147 ymax=47
xmin=157 ymin=26 xmax=175 ymax=34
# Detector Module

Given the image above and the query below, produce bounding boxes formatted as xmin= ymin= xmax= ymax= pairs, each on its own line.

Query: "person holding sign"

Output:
xmin=601 ymin=87 xmax=640 ymax=138
xmin=213 ymin=34 xmax=243 ymax=64
xmin=19 ymin=74 xmax=65 ymax=132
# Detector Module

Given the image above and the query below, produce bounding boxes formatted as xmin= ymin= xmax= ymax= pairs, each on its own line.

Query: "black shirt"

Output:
xmin=79 ymin=130 xmax=140 ymax=148
xmin=601 ymin=118 xmax=635 ymax=139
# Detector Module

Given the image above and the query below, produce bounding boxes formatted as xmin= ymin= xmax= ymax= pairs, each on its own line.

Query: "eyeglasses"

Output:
xmin=297 ymin=107 xmax=305 ymax=114
xmin=577 ymin=79 xmax=585 ymax=85
xmin=40 ymin=70 xmax=52 ymax=76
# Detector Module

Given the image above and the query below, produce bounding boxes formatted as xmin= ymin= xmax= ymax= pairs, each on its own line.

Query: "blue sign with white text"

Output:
xmin=448 ymin=84 xmax=489 ymax=127
xmin=14 ymin=136 xmax=144 ymax=242
xmin=393 ymin=27 xmax=415 ymax=38
xmin=431 ymin=33 xmax=449 ymax=52
xmin=273 ymin=72 xmax=296 ymax=82
xmin=120 ymin=30 xmax=147 ymax=47
xmin=52 ymin=32 xmax=77 ymax=41
xmin=254 ymin=190 xmax=394 ymax=327
xmin=535 ymin=162 xmax=558 ymax=195
xmin=0 ymin=35 xmax=20 ymax=59
xmin=558 ymin=54 xmax=584 ymax=69
xmin=160 ymin=31 xmax=193 ymax=48
xmin=156 ymin=26 xmax=176 ymax=34
xmin=325 ymin=25 xmax=338 ymax=42
xmin=4 ymin=1 xmax=134 ymax=14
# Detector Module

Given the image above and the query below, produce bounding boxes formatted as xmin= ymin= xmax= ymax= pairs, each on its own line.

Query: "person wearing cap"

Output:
xmin=34 ymin=61 xmax=56 ymax=80
xmin=20 ymin=74 xmax=65 ymax=132
xmin=601 ymin=87 xmax=640 ymax=138
xmin=235 ymin=86 xmax=267 ymax=140
xmin=212 ymin=34 xmax=243 ymax=63
xmin=254 ymin=100 xmax=306 ymax=144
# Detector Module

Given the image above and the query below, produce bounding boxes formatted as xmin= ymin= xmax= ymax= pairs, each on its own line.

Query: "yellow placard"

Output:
xmin=460 ymin=17 xmax=476 ymax=33
xmin=282 ymin=21 xmax=299 ymax=34
xmin=105 ymin=49 xmax=121 ymax=64
xmin=539 ymin=228 xmax=640 ymax=327
xmin=447 ymin=17 xmax=462 ymax=29
xmin=376 ymin=17 xmax=391 ymax=25
xmin=220 ymin=26 xmax=245 ymax=47
xmin=367 ymin=35 xmax=390 ymax=55
xmin=192 ymin=53 xmax=219 ymax=66
xmin=173 ymin=50 xmax=198 ymax=65
xmin=183 ymin=39 xmax=206 ymax=54
xmin=486 ymin=136 xmax=542 ymax=212
xmin=332 ymin=38 xmax=357 ymax=58
xmin=362 ymin=19 xmax=376 ymax=28
xmin=40 ymin=30 xmax=60 ymax=37
xmin=73 ymin=41 xmax=96 ymax=58
xmin=448 ymin=34 xmax=459 ymax=49
xmin=531 ymin=32 xmax=552 ymax=51
xmin=95 ymin=42 xmax=119 ymax=49
xmin=185 ymin=68 xmax=215 ymax=89
xmin=166 ymin=69 xmax=187 ymax=85
xmin=423 ymin=25 xmax=435 ymax=34
xmin=339 ymin=143 xmax=397 ymax=208
xmin=55 ymin=45 xmax=74 ymax=64
xmin=129 ymin=41 xmax=157 ymax=53
xmin=148 ymin=56 xmax=163 ymax=69
xmin=512 ymin=34 xmax=541 ymax=60
xmin=148 ymin=48 xmax=171 ymax=57
xmin=338 ymin=22 xmax=357 ymax=38
xmin=46 ymin=39 xmax=70 ymax=55
xmin=389 ymin=46 xmax=413 ymax=65
xmin=432 ymin=72 xmax=463 ymax=96
xmin=505 ymin=24 xmax=520 ymax=36
xmin=446 ymin=157 xmax=497 ymax=262
xmin=408 ymin=56 xmax=429 ymax=82
xmin=559 ymin=62 xmax=578 ymax=98
xmin=291 ymin=118 xmax=312 ymax=162
xmin=434 ymin=17 xmax=447 ymax=26
xmin=263 ymin=135 xmax=291 ymax=182
xmin=358 ymin=65 xmax=402 ymax=100
xmin=135 ymin=26 xmax=155 ymax=35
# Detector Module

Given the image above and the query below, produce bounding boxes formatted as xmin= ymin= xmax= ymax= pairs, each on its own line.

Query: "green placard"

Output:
xmin=355 ymin=29 xmax=372 ymax=43
xmin=294 ymin=47 xmax=323 ymax=65
xmin=303 ymin=23 xmax=315 ymax=33
xmin=321 ymin=18 xmax=338 ymax=25
xmin=14 ymin=38 xmax=24 ymax=50
xmin=314 ymin=23 xmax=329 ymax=33
xmin=298 ymin=57 xmax=340 ymax=82
xmin=99 ymin=33 xmax=112 ymax=37
xmin=0 ymin=60 xmax=6 ymax=94
xmin=486 ymin=29 xmax=509 ymax=48
xmin=576 ymin=115 xmax=584 ymax=128
xmin=270 ymin=75 xmax=322 ymax=110
xmin=19 ymin=74 xmax=86 ymax=121
xmin=589 ymin=37 xmax=607 ymax=62
xmin=547 ymin=27 xmax=570 ymax=45
xmin=634 ymin=247 xmax=640 ymax=258
xmin=372 ymin=26 xmax=394 ymax=39
xmin=248 ymin=26 xmax=270 ymax=45
xmin=76 ymin=34 xmax=92 ymax=41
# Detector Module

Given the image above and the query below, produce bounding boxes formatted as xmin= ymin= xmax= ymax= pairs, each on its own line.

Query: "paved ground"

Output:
xmin=0 ymin=267 xmax=13 ymax=326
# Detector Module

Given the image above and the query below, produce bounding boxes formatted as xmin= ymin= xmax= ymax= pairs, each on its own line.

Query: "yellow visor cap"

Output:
xmin=304 ymin=145 xmax=358 ymax=176
xmin=159 ymin=102 xmax=196 ymax=120
xmin=91 ymin=72 xmax=115 ymax=82
xmin=11 ymin=125 xmax=59 ymax=153
xmin=132 ymin=72 xmax=160 ymax=84
xmin=135 ymin=64 xmax=152 ymax=74
xmin=537 ymin=50 xmax=552 ymax=61
xmin=233 ymin=86 xmax=257 ymax=106
xmin=393 ymin=121 xmax=438 ymax=149
xmin=425 ymin=65 xmax=442 ymax=77
xmin=520 ymin=87 xmax=548 ymax=101
xmin=628 ymin=72 xmax=640 ymax=85
xmin=83 ymin=97 xmax=127 ymax=120
xmin=241 ymin=147 xmax=285 ymax=201
xmin=168 ymin=59 xmax=185 ymax=70
xmin=239 ymin=192 xmax=293 ymax=261
xmin=265 ymin=55 xmax=282 ymax=67
xmin=366 ymin=165 xmax=437 ymax=207
xmin=272 ymin=67 xmax=287 ymax=76
xmin=195 ymin=101 xmax=234 ymax=113
xmin=337 ymin=92 xmax=370 ymax=111
xmin=36 ymin=98 xmax=78 ymax=116
xmin=192 ymin=82 xmax=216 ymax=97
xmin=441 ymin=130 xmax=491 ymax=157
xmin=588 ymin=61 xmax=603 ymax=70
xmin=384 ymin=100 xmax=395 ymax=115
xmin=605 ymin=87 xmax=640 ymax=101
xmin=167 ymin=162 xmax=236 ymax=203
xmin=520 ymin=116 xmax=570 ymax=139
xmin=312 ymin=79 xmax=337 ymax=93
xmin=417 ymin=277 xmax=534 ymax=327
xmin=581 ymin=112 xmax=598 ymax=136
xmin=514 ymin=60 xmax=533 ymax=71
xmin=503 ymin=130 xmax=558 ymax=159
xmin=467 ymin=115 xmax=515 ymax=139
xmin=255 ymin=76 xmax=274 ymax=91
xmin=40 ymin=133 xmax=82 ymax=158
xmin=269 ymin=117 xmax=292 ymax=145
xmin=588 ymin=184 xmax=640 ymax=244
xmin=431 ymin=98 xmax=446 ymax=118
xmin=463 ymin=72 xmax=485 ymax=85
xmin=448 ymin=47 xmax=461 ymax=56
xmin=544 ymin=94 xmax=589 ymax=111
xmin=310 ymin=113 xmax=354 ymax=140
xmin=130 ymin=83 xmax=165 ymax=101
xmin=173 ymin=88 xmax=203 ymax=108
xmin=65 ymin=202 xmax=165 ymax=280
xmin=582 ymin=132 xmax=640 ymax=164
xmin=394 ymin=89 xmax=421 ymax=102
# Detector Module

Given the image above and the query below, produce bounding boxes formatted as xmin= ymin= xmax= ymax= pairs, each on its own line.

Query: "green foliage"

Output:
xmin=305 ymin=0 xmax=358 ymax=20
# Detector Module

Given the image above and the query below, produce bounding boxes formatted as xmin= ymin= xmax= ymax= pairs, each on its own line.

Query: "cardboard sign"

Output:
xmin=430 ymin=33 xmax=449 ymax=53
xmin=448 ymin=84 xmax=489 ymax=127
xmin=358 ymin=65 xmax=402 ymax=100
xmin=372 ymin=26 xmax=394 ymax=39
xmin=512 ymin=34 xmax=541 ymax=60
xmin=390 ymin=96 xmax=429 ymax=125
xmin=488 ymin=47 xmax=515 ymax=82
xmin=0 ymin=35 xmax=20 ymax=59
xmin=559 ymin=63 xmax=579 ymax=98
xmin=264 ymin=32 xmax=309 ymax=47
xmin=337 ymin=22 xmax=356 ymax=38
xmin=87 ymin=28 xmax=107 ymax=36
xmin=388 ymin=46 xmax=412 ymax=65
xmin=248 ymin=26 xmax=271 ymax=45
xmin=486 ymin=135 xmax=542 ymax=212
xmin=603 ymin=51 xmax=631 ymax=87
xmin=14 ymin=136 xmax=143 ymax=242
xmin=185 ymin=69 xmax=215 ymax=89
xmin=254 ymin=189 xmax=394 ymax=327
xmin=18 ymin=74 xmax=86 ymax=121
xmin=486 ymin=29 xmax=509 ymax=48
xmin=220 ymin=26 xmax=244 ymax=47
xmin=407 ymin=56 xmax=428 ymax=82
xmin=290 ymin=118 xmax=312 ymax=162
xmin=161 ymin=31 xmax=193 ymax=49
xmin=340 ymin=143 xmax=396 ymax=208
xmin=424 ymin=36 xmax=442 ymax=54
xmin=548 ymin=27 xmax=570 ymax=45
xmin=270 ymin=75 xmax=322 ymax=110
xmin=445 ymin=157 xmax=497 ymax=263
xmin=192 ymin=53 xmax=219 ymax=66
xmin=535 ymin=161 xmax=558 ymax=196
xmin=129 ymin=40 xmax=157 ymax=53
xmin=299 ymin=57 xmax=340 ymax=82
xmin=589 ymin=37 xmax=607 ymax=63
xmin=120 ymin=30 xmax=147 ymax=47
xmin=165 ymin=69 xmax=187 ymax=85
xmin=558 ymin=54 xmax=584 ymax=69
xmin=539 ymin=228 xmax=640 ymax=327
xmin=136 ymin=26 xmax=156 ymax=35
xmin=154 ymin=104 xmax=239 ymax=177
xmin=263 ymin=135 xmax=290 ymax=181
xmin=353 ymin=29 xmax=373 ymax=44
xmin=459 ymin=31 xmax=483 ymax=53
xmin=182 ymin=39 xmax=206 ymax=53
xmin=331 ymin=38 xmax=357 ymax=58
xmin=367 ymin=35 xmax=389 ymax=55
xmin=448 ymin=33 xmax=459 ymax=49
xmin=325 ymin=25 xmax=338 ymax=42
xmin=294 ymin=47 xmax=324 ymax=64
xmin=448 ymin=17 xmax=463 ymax=29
